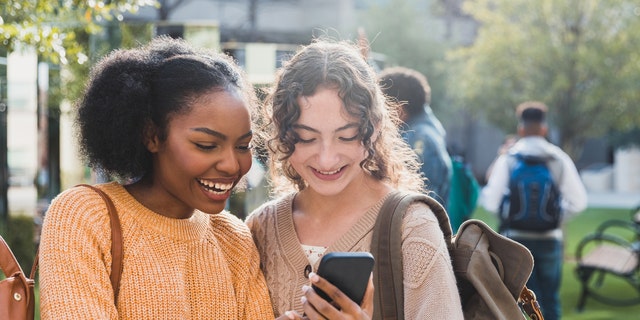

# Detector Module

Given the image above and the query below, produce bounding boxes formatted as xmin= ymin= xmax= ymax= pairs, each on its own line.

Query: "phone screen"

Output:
xmin=312 ymin=252 xmax=375 ymax=305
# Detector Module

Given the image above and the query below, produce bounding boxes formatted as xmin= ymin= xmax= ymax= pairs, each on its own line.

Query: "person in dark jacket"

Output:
xmin=378 ymin=67 xmax=452 ymax=207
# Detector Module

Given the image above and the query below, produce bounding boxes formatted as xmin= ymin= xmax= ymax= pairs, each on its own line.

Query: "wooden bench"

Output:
xmin=574 ymin=207 xmax=640 ymax=311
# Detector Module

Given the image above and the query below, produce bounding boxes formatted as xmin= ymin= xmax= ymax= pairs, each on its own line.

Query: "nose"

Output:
xmin=316 ymin=140 xmax=339 ymax=169
xmin=216 ymin=146 xmax=242 ymax=175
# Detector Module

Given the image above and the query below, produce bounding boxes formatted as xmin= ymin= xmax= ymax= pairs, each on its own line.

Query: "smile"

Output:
xmin=311 ymin=166 xmax=346 ymax=181
xmin=196 ymin=179 xmax=234 ymax=194
xmin=317 ymin=168 xmax=342 ymax=175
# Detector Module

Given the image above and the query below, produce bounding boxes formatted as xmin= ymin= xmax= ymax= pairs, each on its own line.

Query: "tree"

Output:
xmin=447 ymin=0 xmax=640 ymax=158
xmin=359 ymin=0 xmax=471 ymax=128
xmin=1 ymin=0 xmax=158 ymax=64
xmin=1 ymin=1 xmax=157 ymax=232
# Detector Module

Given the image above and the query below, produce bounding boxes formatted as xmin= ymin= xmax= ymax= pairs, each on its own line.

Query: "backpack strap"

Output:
xmin=30 ymin=184 xmax=124 ymax=304
xmin=370 ymin=191 xmax=453 ymax=320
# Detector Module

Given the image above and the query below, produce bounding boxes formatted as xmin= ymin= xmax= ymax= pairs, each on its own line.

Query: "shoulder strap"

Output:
xmin=370 ymin=191 xmax=404 ymax=320
xmin=31 ymin=184 xmax=124 ymax=304
xmin=519 ymin=287 xmax=545 ymax=319
xmin=1 ymin=234 xmax=25 ymax=277
xmin=1 ymin=234 xmax=36 ymax=319
xmin=370 ymin=191 xmax=452 ymax=320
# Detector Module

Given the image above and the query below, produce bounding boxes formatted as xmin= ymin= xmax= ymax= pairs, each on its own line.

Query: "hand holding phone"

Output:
xmin=312 ymin=252 xmax=375 ymax=305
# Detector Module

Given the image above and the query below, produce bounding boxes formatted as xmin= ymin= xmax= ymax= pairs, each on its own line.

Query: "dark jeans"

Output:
xmin=512 ymin=237 xmax=563 ymax=320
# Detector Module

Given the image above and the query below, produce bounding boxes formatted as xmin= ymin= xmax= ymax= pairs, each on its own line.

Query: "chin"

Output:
xmin=309 ymin=184 xmax=347 ymax=197
xmin=202 ymin=204 xmax=228 ymax=215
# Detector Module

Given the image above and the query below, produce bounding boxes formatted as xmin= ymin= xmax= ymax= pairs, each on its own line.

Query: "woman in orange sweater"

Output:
xmin=38 ymin=36 xmax=276 ymax=319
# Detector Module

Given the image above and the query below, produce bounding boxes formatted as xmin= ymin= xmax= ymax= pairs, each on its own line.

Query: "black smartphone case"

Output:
xmin=312 ymin=252 xmax=375 ymax=305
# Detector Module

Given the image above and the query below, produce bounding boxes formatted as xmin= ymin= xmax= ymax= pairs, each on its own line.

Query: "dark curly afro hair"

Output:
xmin=75 ymin=36 xmax=254 ymax=182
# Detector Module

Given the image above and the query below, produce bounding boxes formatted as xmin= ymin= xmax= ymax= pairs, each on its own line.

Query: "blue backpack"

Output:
xmin=500 ymin=153 xmax=562 ymax=231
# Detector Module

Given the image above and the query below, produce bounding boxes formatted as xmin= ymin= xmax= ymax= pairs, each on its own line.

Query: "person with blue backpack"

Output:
xmin=481 ymin=101 xmax=587 ymax=320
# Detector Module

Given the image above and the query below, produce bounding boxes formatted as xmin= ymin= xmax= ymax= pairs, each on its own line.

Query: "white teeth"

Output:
xmin=318 ymin=168 xmax=340 ymax=175
xmin=197 ymin=179 xmax=233 ymax=192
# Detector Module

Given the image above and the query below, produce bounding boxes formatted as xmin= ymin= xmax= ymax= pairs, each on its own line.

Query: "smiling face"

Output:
xmin=146 ymin=89 xmax=253 ymax=217
xmin=288 ymin=87 xmax=370 ymax=196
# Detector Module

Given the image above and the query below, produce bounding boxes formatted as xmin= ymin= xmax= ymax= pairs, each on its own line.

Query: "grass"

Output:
xmin=472 ymin=206 xmax=640 ymax=320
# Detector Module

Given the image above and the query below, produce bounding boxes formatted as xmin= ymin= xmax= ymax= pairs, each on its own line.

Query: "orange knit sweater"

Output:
xmin=39 ymin=182 xmax=273 ymax=319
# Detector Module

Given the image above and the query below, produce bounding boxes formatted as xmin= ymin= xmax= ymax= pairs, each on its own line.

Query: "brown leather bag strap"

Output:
xmin=77 ymin=184 xmax=124 ymax=304
xmin=30 ymin=184 xmax=124 ymax=304
xmin=1 ymin=234 xmax=25 ymax=277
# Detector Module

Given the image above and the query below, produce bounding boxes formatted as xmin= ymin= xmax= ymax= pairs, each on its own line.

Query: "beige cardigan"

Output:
xmin=246 ymin=193 xmax=464 ymax=319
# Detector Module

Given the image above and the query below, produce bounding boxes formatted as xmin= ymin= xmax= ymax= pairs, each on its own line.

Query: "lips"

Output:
xmin=312 ymin=166 xmax=346 ymax=181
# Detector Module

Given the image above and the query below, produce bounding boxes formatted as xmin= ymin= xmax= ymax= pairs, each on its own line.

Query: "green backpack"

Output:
xmin=447 ymin=156 xmax=480 ymax=233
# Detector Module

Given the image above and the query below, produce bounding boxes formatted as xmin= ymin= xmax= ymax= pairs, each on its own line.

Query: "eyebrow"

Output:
xmin=292 ymin=123 xmax=359 ymax=133
xmin=191 ymin=127 xmax=253 ymax=140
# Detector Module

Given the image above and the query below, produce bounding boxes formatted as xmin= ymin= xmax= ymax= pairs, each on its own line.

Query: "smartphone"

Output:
xmin=312 ymin=252 xmax=375 ymax=305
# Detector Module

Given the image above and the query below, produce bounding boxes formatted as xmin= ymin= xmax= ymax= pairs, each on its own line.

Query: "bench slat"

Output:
xmin=579 ymin=244 xmax=638 ymax=275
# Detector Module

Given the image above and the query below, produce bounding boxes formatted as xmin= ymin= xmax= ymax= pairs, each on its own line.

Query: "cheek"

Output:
xmin=288 ymin=146 xmax=310 ymax=166
xmin=239 ymin=153 xmax=254 ymax=175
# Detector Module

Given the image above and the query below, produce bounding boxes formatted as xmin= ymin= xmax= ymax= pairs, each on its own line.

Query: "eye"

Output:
xmin=236 ymin=143 xmax=253 ymax=152
xmin=296 ymin=137 xmax=315 ymax=144
xmin=293 ymin=130 xmax=315 ymax=144
xmin=195 ymin=143 xmax=217 ymax=151
xmin=339 ymin=135 xmax=359 ymax=142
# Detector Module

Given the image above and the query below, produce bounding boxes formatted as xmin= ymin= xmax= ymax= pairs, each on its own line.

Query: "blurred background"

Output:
xmin=1 ymin=0 xmax=639 ymax=237
xmin=2 ymin=1 xmax=640 ymax=318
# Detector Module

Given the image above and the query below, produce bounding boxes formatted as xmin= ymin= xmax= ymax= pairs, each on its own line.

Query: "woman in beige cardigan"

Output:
xmin=247 ymin=39 xmax=464 ymax=320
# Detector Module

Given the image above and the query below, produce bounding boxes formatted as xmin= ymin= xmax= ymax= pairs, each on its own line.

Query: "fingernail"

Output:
xmin=308 ymin=272 xmax=319 ymax=282
xmin=285 ymin=311 xmax=295 ymax=320
xmin=302 ymin=285 xmax=310 ymax=293
xmin=301 ymin=296 xmax=307 ymax=304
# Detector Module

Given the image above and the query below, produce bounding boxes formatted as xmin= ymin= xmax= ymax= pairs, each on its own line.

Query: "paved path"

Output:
xmin=587 ymin=192 xmax=639 ymax=209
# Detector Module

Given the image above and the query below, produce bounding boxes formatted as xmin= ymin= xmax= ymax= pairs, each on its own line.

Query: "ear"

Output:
xmin=143 ymin=122 xmax=161 ymax=152
xmin=540 ymin=124 xmax=549 ymax=137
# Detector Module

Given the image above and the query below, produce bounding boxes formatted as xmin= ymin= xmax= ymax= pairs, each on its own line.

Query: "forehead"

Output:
xmin=171 ymin=89 xmax=251 ymax=130
xmin=296 ymin=87 xmax=356 ymax=126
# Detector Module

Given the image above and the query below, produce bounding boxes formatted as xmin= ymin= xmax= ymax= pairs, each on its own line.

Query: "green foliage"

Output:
xmin=1 ymin=0 xmax=158 ymax=65
xmin=608 ymin=127 xmax=640 ymax=149
xmin=447 ymin=0 xmax=640 ymax=157
xmin=65 ymin=22 xmax=153 ymax=103
xmin=359 ymin=0 xmax=454 ymax=115
xmin=2 ymin=1 xmax=157 ymax=109
xmin=1 ymin=215 xmax=36 ymax=276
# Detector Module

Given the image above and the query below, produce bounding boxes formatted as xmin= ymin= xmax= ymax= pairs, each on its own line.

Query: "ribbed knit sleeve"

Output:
xmin=246 ymin=195 xmax=305 ymax=317
xmin=39 ymin=182 xmax=274 ymax=319
xmin=210 ymin=211 xmax=274 ymax=319
xmin=401 ymin=202 xmax=464 ymax=319
xmin=39 ymin=185 xmax=119 ymax=319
